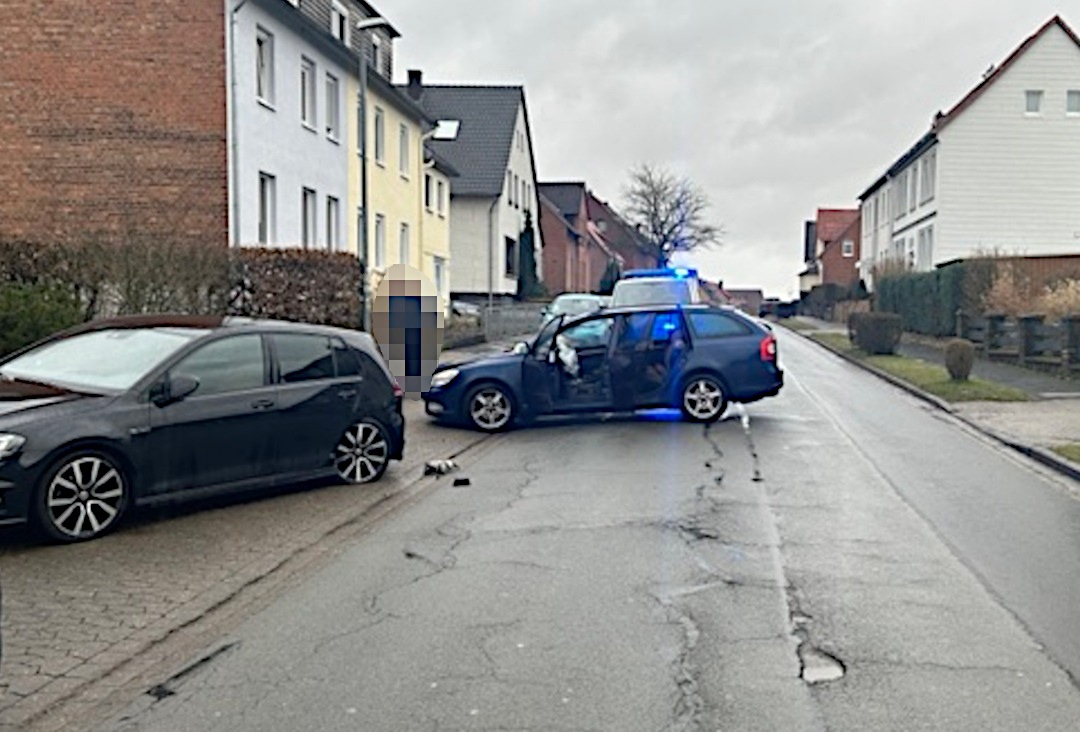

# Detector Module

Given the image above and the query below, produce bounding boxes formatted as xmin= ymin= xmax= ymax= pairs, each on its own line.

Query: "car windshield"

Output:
xmin=0 ymin=327 xmax=209 ymax=392
xmin=553 ymin=297 xmax=600 ymax=315
xmin=612 ymin=280 xmax=692 ymax=306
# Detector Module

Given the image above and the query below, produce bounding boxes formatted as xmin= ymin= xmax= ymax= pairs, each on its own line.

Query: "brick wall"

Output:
xmin=820 ymin=213 xmax=861 ymax=287
xmin=0 ymin=0 xmax=228 ymax=248
xmin=539 ymin=197 xmax=572 ymax=295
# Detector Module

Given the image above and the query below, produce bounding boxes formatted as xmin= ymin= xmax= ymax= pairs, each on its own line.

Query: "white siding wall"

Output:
xmin=448 ymin=197 xmax=498 ymax=294
xmin=936 ymin=24 xmax=1080 ymax=263
xmin=232 ymin=3 xmax=350 ymax=249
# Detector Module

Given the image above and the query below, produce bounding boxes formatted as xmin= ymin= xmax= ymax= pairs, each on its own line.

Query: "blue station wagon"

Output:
xmin=424 ymin=304 xmax=783 ymax=431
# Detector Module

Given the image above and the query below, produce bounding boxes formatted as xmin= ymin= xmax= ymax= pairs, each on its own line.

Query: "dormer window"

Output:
xmin=372 ymin=35 xmax=385 ymax=75
xmin=330 ymin=1 xmax=349 ymax=44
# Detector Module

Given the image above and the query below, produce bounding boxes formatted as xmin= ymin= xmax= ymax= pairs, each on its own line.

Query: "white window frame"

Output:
xmin=302 ymin=187 xmax=317 ymax=249
xmin=325 ymin=73 xmax=340 ymax=140
xmin=506 ymin=171 xmax=513 ymax=206
xmin=399 ymin=222 xmax=410 ymax=264
xmin=433 ymin=255 xmax=446 ymax=302
xmin=920 ymin=150 xmax=936 ymax=204
xmin=1067 ymin=90 xmax=1080 ymax=116
xmin=301 ymin=57 xmax=317 ymax=129
xmin=424 ymin=173 xmax=433 ymax=210
xmin=908 ymin=164 xmax=917 ymax=213
xmin=841 ymin=239 xmax=854 ymax=258
xmin=255 ymin=27 xmax=275 ymax=106
xmin=326 ymin=196 xmax=340 ymax=251
xmin=330 ymin=1 xmax=350 ymax=45
xmin=399 ymin=123 xmax=410 ymax=178
xmin=513 ymin=174 xmax=519 ymax=208
xmin=371 ymin=35 xmax=384 ymax=75
xmin=374 ymin=214 xmax=386 ymax=267
xmin=258 ymin=172 xmax=276 ymax=245
xmin=1025 ymin=89 xmax=1043 ymax=115
xmin=437 ymin=180 xmax=446 ymax=215
xmin=374 ymin=107 xmax=385 ymax=164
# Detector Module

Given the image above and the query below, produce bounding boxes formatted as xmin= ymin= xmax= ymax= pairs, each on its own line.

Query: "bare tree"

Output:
xmin=622 ymin=163 xmax=722 ymax=267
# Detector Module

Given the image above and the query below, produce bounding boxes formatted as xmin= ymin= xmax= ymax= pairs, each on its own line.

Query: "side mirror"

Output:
xmin=512 ymin=342 xmax=530 ymax=355
xmin=151 ymin=373 xmax=200 ymax=407
xmin=547 ymin=351 xmax=557 ymax=364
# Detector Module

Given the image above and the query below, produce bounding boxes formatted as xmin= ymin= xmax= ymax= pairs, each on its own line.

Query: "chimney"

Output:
xmin=407 ymin=69 xmax=423 ymax=100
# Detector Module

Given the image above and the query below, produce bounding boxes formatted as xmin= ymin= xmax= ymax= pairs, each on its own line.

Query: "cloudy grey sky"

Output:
xmin=387 ymin=1 xmax=1071 ymax=297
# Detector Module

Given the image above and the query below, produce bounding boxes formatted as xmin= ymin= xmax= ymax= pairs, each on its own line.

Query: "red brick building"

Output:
xmin=538 ymin=182 xmax=613 ymax=294
xmin=815 ymin=208 xmax=861 ymax=288
xmin=584 ymin=193 xmax=657 ymax=272
xmin=0 ymin=1 xmax=228 ymax=248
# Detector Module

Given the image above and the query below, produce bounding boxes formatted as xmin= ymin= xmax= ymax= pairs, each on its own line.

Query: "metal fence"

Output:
xmin=482 ymin=302 xmax=546 ymax=341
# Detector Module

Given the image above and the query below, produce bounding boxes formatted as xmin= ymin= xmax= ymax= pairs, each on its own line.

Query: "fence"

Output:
xmin=441 ymin=302 xmax=546 ymax=350
xmin=958 ymin=312 xmax=1080 ymax=377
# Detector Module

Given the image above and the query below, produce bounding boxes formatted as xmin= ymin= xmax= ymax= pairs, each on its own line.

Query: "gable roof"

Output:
xmin=538 ymin=182 xmax=586 ymax=220
xmin=934 ymin=15 xmax=1080 ymax=133
xmin=538 ymin=192 xmax=582 ymax=238
xmin=815 ymin=209 xmax=858 ymax=245
xmin=401 ymin=85 xmax=526 ymax=197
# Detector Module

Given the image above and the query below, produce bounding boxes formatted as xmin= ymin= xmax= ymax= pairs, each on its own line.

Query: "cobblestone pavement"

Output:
xmin=0 ymin=376 xmax=503 ymax=730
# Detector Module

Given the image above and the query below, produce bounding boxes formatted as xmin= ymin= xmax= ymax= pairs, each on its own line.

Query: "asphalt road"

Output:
xmin=97 ymin=331 xmax=1080 ymax=731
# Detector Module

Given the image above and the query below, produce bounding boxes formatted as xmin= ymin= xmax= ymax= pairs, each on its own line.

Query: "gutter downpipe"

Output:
xmin=485 ymin=195 xmax=499 ymax=341
xmin=228 ymin=0 xmax=250 ymax=249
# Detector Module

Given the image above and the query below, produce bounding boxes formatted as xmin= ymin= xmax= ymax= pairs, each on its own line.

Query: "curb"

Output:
xmin=781 ymin=324 xmax=1080 ymax=484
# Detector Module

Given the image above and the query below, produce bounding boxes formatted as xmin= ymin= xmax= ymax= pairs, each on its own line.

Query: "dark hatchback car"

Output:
xmin=0 ymin=315 xmax=405 ymax=543
xmin=424 ymin=304 xmax=782 ymax=431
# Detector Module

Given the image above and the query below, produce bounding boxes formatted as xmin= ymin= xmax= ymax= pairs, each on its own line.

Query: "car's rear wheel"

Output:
xmin=465 ymin=383 xmax=515 ymax=432
xmin=34 ymin=450 xmax=130 ymax=543
xmin=680 ymin=374 xmax=728 ymax=423
xmin=335 ymin=420 xmax=391 ymax=484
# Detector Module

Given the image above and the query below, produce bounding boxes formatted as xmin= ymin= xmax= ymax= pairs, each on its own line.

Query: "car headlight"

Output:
xmin=0 ymin=433 xmax=26 ymax=460
xmin=429 ymin=368 xmax=460 ymax=389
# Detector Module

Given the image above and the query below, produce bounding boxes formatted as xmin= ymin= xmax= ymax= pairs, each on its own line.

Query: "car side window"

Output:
xmin=273 ymin=334 xmax=336 ymax=384
xmin=331 ymin=337 xmax=364 ymax=378
xmin=559 ymin=317 xmax=614 ymax=349
xmin=533 ymin=316 xmax=563 ymax=360
xmin=171 ymin=334 xmax=266 ymax=398
xmin=650 ymin=312 xmax=686 ymax=344
xmin=616 ymin=313 xmax=653 ymax=349
xmin=689 ymin=312 xmax=751 ymax=339
xmin=356 ymin=352 xmax=391 ymax=388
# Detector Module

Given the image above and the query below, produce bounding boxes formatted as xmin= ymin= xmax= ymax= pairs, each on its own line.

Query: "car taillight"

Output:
xmin=759 ymin=334 xmax=777 ymax=362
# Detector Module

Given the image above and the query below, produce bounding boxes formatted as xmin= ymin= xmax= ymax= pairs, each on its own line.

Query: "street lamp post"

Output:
xmin=356 ymin=17 xmax=389 ymax=332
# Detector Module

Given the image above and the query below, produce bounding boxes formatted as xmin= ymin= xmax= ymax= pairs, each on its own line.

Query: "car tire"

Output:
xmin=33 ymin=449 xmax=131 ymax=543
xmin=334 ymin=419 xmax=392 ymax=484
xmin=464 ymin=382 xmax=517 ymax=432
xmin=680 ymin=374 xmax=728 ymax=423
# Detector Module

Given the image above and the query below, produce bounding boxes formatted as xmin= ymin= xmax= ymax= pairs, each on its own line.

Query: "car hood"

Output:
xmin=0 ymin=391 xmax=111 ymax=429
xmin=447 ymin=352 xmax=525 ymax=373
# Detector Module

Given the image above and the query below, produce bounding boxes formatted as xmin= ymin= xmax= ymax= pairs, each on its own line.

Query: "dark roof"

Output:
xmin=538 ymin=182 xmax=586 ymax=219
xmin=424 ymin=145 xmax=460 ymax=178
xmin=401 ymin=85 xmax=526 ymax=197
xmin=538 ymin=192 xmax=582 ymax=237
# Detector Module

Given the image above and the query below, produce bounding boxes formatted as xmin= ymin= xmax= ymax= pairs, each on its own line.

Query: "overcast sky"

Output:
xmin=387 ymin=1 xmax=1070 ymax=298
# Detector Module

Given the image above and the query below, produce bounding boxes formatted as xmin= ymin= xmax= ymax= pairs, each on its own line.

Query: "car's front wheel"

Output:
xmin=335 ymin=420 xmax=391 ymax=484
xmin=680 ymin=374 xmax=728 ymax=423
xmin=34 ymin=450 xmax=130 ymax=543
xmin=464 ymin=383 xmax=516 ymax=432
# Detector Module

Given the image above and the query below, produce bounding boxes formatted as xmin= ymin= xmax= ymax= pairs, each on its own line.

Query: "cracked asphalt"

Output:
xmin=82 ymin=332 xmax=1080 ymax=731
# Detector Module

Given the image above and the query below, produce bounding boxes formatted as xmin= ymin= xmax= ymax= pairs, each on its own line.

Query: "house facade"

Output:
xmin=538 ymin=182 xmax=612 ymax=295
xmin=402 ymin=74 xmax=543 ymax=300
xmin=859 ymin=15 xmax=1080 ymax=289
xmin=584 ymin=193 xmax=658 ymax=273
xmin=819 ymin=211 xmax=861 ymax=288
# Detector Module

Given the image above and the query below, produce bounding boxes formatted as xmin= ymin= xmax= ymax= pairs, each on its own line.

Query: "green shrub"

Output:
xmin=848 ymin=311 xmax=868 ymax=343
xmin=0 ymin=282 xmax=84 ymax=358
xmin=944 ymin=338 xmax=976 ymax=381
xmin=853 ymin=312 xmax=902 ymax=355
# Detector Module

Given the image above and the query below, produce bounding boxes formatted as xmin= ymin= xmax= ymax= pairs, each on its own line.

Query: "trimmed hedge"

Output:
xmin=944 ymin=338 xmax=975 ymax=381
xmin=875 ymin=259 xmax=995 ymax=336
xmin=852 ymin=312 xmax=902 ymax=355
xmin=0 ymin=282 xmax=84 ymax=358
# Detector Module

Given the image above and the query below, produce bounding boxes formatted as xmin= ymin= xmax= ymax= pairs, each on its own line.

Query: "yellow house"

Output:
xmin=348 ymin=68 xmax=453 ymax=317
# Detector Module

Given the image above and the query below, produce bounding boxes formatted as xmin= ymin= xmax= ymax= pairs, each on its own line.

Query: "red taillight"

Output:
xmin=759 ymin=334 xmax=777 ymax=362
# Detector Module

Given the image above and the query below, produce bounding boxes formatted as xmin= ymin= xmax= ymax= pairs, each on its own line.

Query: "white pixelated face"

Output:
xmin=370 ymin=264 xmax=445 ymax=400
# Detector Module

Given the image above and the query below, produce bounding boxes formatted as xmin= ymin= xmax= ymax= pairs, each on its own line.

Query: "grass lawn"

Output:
xmin=810 ymin=332 xmax=1029 ymax=403
xmin=780 ymin=318 xmax=818 ymax=332
xmin=1052 ymin=444 xmax=1080 ymax=464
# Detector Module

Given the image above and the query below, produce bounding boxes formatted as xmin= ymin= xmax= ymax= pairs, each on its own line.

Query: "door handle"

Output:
xmin=251 ymin=398 xmax=275 ymax=410
xmin=337 ymin=389 xmax=358 ymax=400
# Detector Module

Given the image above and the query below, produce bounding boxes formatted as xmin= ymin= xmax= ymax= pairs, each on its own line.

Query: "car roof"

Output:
xmin=561 ymin=302 xmax=741 ymax=326
xmin=47 ymin=314 xmax=366 ymax=342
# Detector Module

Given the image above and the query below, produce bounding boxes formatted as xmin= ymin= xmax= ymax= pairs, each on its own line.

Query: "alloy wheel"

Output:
xmin=682 ymin=377 xmax=727 ymax=422
xmin=335 ymin=421 xmax=390 ymax=484
xmin=45 ymin=455 xmax=127 ymax=541
xmin=468 ymin=386 xmax=513 ymax=431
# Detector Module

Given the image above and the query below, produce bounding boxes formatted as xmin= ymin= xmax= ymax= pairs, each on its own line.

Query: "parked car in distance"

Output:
xmin=451 ymin=300 xmax=482 ymax=323
xmin=0 ymin=315 xmax=405 ymax=543
xmin=425 ymin=304 xmax=782 ymax=432
xmin=540 ymin=293 xmax=607 ymax=325
xmin=610 ymin=268 xmax=703 ymax=307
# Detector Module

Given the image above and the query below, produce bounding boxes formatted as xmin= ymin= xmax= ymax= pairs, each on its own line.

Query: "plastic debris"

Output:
xmin=424 ymin=459 xmax=459 ymax=476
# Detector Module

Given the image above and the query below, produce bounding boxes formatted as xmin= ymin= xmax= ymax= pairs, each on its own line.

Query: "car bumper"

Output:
xmin=0 ymin=460 xmax=37 ymax=527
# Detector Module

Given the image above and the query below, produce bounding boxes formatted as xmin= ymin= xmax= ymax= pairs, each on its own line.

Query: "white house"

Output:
xmin=399 ymin=73 xmax=543 ymax=299
xmin=227 ymin=0 xmax=356 ymax=251
xmin=859 ymin=15 xmax=1080 ymax=289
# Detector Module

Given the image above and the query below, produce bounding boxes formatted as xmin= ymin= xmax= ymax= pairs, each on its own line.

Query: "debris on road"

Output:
xmin=452 ymin=477 xmax=471 ymax=487
xmin=424 ymin=459 xmax=459 ymax=476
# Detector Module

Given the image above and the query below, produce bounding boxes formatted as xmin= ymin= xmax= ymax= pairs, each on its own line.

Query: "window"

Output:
xmin=374 ymin=214 xmax=386 ymax=267
xmin=896 ymin=171 xmax=907 ymax=219
xmin=399 ymin=124 xmax=410 ymax=176
xmin=374 ymin=107 xmax=385 ymax=163
xmin=258 ymin=172 xmax=275 ymax=245
xmin=513 ymin=174 xmax=519 ymax=208
xmin=273 ymin=334 xmax=336 ymax=383
xmin=330 ymin=1 xmax=349 ymax=44
xmin=560 ymin=317 xmax=615 ymax=349
xmin=923 ymin=226 xmax=934 ymax=269
xmin=841 ymin=239 xmax=854 ymax=257
xmin=520 ymin=180 xmax=527 ymax=212
xmin=255 ymin=28 xmax=274 ymax=105
xmin=172 ymin=335 xmax=266 ymax=398
xmin=437 ymin=180 xmax=446 ymax=215
xmin=908 ymin=165 xmax=917 ymax=212
xmin=424 ymin=174 xmax=433 ymax=210
xmin=302 ymin=188 xmax=316 ymax=248
xmin=326 ymin=196 xmax=340 ymax=251
xmin=399 ymin=222 xmax=410 ymax=264
xmin=505 ymin=236 xmax=517 ymax=276
xmin=300 ymin=57 xmax=316 ymax=128
xmin=689 ymin=312 xmax=750 ymax=339
xmin=325 ymin=73 xmax=340 ymax=139
xmin=332 ymin=338 xmax=363 ymax=377
xmin=649 ymin=312 xmax=686 ymax=344
xmin=371 ymin=35 xmax=385 ymax=75
xmin=507 ymin=171 xmax=513 ymax=206
xmin=1025 ymin=89 xmax=1043 ymax=114
xmin=920 ymin=150 xmax=936 ymax=203
xmin=433 ymin=256 xmax=446 ymax=300
xmin=1068 ymin=90 xmax=1080 ymax=115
